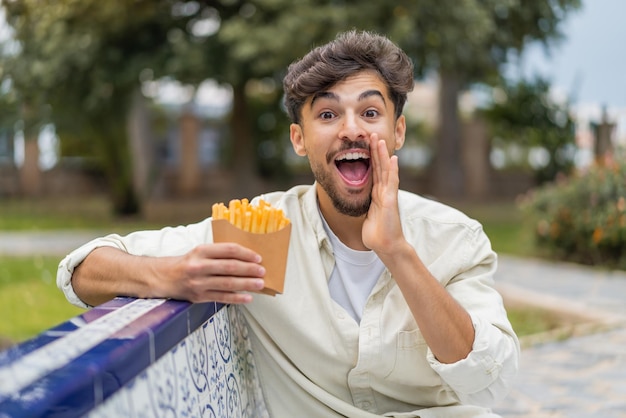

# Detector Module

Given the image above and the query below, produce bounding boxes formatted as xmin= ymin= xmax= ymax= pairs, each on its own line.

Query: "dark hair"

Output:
xmin=283 ymin=30 xmax=414 ymax=124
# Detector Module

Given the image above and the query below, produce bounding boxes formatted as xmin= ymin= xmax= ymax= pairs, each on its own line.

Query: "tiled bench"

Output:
xmin=0 ymin=298 xmax=268 ymax=417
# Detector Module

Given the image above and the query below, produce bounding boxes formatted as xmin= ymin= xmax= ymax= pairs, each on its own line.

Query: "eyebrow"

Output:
xmin=310 ymin=89 xmax=387 ymax=108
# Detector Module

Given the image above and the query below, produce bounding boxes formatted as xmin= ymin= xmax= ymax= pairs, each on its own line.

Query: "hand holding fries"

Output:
xmin=212 ymin=198 xmax=290 ymax=233
xmin=211 ymin=198 xmax=291 ymax=296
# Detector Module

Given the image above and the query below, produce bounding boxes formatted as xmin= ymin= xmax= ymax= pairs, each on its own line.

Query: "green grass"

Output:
xmin=0 ymin=256 xmax=84 ymax=343
xmin=0 ymin=195 xmax=162 ymax=231
xmin=506 ymin=306 xmax=565 ymax=337
xmin=454 ymin=199 xmax=536 ymax=257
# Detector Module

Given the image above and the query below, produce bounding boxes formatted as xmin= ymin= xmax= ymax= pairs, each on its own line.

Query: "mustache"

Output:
xmin=326 ymin=140 xmax=370 ymax=164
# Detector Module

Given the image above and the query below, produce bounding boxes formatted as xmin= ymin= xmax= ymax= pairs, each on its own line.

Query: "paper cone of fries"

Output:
xmin=211 ymin=199 xmax=291 ymax=296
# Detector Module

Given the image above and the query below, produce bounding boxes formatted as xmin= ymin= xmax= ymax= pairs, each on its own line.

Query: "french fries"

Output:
xmin=212 ymin=198 xmax=290 ymax=233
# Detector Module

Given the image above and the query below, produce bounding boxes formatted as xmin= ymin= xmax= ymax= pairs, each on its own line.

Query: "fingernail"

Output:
xmin=255 ymin=254 xmax=262 ymax=263
xmin=258 ymin=266 xmax=266 ymax=276
xmin=254 ymin=279 xmax=265 ymax=289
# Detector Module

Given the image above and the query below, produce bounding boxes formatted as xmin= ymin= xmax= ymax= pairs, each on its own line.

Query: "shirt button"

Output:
xmin=361 ymin=401 xmax=371 ymax=409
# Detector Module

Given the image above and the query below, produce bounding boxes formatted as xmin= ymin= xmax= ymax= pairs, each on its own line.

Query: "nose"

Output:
xmin=338 ymin=112 xmax=366 ymax=141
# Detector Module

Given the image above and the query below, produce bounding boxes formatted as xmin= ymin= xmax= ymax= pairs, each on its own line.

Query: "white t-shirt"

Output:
xmin=321 ymin=213 xmax=385 ymax=323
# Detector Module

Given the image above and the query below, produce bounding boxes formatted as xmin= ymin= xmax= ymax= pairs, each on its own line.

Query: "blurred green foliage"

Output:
xmin=520 ymin=157 xmax=626 ymax=270
xmin=481 ymin=76 xmax=577 ymax=184
xmin=0 ymin=0 xmax=582 ymax=210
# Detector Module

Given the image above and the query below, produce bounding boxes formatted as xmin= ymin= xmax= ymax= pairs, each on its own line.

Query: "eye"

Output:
xmin=363 ymin=109 xmax=379 ymax=118
xmin=319 ymin=111 xmax=335 ymax=120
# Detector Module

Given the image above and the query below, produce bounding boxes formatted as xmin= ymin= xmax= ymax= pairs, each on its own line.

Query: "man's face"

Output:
xmin=289 ymin=71 xmax=406 ymax=217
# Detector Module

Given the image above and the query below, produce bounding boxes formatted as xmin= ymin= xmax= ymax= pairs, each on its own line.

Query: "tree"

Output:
xmin=481 ymin=76 xmax=577 ymax=184
xmin=350 ymin=0 xmax=582 ymax=199
xmin=0 ymin=0 xmax=353 ymax=210
xmin=1 ymin=0 xmax=582 ymax=210
xmin=0 ymin=0 xmax=214 ymax=213
xmin=0 ymin=76 xmax=19 ymax=150
xmin=0 ymin=80 xmax=19 ymax=178
xmin=0 ymin=10 xmax=44 ymax=196
xmin=197 ymin=0 xmax=353 ymax=197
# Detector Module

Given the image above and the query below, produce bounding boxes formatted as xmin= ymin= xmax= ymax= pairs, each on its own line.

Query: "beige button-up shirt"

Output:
xmin=58 ymin=184 xmax=519 ymax=417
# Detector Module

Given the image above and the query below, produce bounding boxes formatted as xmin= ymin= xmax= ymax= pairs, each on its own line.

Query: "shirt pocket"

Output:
xmin=383 ymin=329 xmax=441 ymax=387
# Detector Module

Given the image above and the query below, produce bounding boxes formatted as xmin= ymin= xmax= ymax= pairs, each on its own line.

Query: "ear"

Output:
xmin=394 ymin=115 xmax=406 ymax=151
xmin=290 ymin=123 xmax=307 ymax=156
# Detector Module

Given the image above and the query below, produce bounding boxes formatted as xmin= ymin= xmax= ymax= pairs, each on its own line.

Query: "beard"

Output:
xmin=310 ymin=158 xmax=371 ymax=217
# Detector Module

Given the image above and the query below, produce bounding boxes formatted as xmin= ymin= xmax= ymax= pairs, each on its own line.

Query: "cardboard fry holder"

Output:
xmin=211 ymin=219 xmax=291 ymax=296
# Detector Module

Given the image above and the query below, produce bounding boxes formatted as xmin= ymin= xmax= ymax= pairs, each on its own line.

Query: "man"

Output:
xmin=58 ymin=30 xmax=519 ymax=417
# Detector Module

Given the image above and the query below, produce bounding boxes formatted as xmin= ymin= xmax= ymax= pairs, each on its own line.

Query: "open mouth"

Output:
xmin=335 ymin=151 xmax=371 ymax=185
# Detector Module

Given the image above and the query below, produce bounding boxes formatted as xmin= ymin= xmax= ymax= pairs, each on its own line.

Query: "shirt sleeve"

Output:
xmin=57 ymin=236 xmax=121 ymax=308
xmin=418 ymin=218 xmax=520 ymax=407
xmin=56 ymin=219 xmax=214 ymax=308
xmin=426 ymin=311 xmax=520 ymax=407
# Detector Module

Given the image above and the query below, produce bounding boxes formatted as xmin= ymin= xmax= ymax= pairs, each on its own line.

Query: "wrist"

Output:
xmin=145 ymin=256 xmax=177 ymax=299
xmin=375 ymin=238 xmax=413 ymax=264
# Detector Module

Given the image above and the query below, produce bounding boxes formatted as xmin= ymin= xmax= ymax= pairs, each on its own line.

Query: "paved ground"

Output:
xmin=2 ymin=233 xmax=626 ymax=417
xmin=493 ymin=255 xmax=626 ymax=418
xmin=0 ymin=230 xmax=104 ymax=256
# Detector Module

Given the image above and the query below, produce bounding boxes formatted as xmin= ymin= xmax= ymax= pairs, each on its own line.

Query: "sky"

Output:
xmin=512 ymin=0 xmax=626 ymax=140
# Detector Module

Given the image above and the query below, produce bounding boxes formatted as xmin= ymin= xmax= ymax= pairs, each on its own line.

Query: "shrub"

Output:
xmin=519 ymin=157 xmax=626 ymax=270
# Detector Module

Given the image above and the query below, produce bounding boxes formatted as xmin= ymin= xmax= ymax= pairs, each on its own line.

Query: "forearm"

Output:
xmin=379 ymin=241 xmax=475 ymax=364
xmin=73 ymin=247 xmax=174 ymax=307
xmin=428 ymin=316 xmax=520 ymax=406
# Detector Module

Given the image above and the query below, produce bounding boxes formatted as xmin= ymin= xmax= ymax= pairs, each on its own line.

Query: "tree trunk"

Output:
xmin=230 ymin=84 xmax=259 ymax=199
xmin=19 ymin=102 xmax=41 ymax=196
xmin=20 ymin=137 xmax=40 ymax=196
xmin=178 ymin=107 xmax=201 ymax=196
xmin=461 ymin=116 xmax=491 ymax=200
xmin=92 ymin=98 xmax=140 ymax=217
xmin=108 ymin=135 xmax=140 ymax=216
xmin=127 ymin=88 xmax=153 ymax=201
xmin=432 ymin=70 xmax=465 ymax=200
xmin=109 ymin=125 xmax=140 ymax=216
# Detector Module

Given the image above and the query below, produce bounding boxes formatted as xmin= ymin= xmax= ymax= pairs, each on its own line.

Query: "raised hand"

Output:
xmin=362 ymin=134 xmax=405 ymax=256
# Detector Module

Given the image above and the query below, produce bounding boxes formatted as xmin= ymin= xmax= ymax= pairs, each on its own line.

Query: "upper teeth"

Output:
xmin=337 ymin=151 xmax=368 ymax=161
